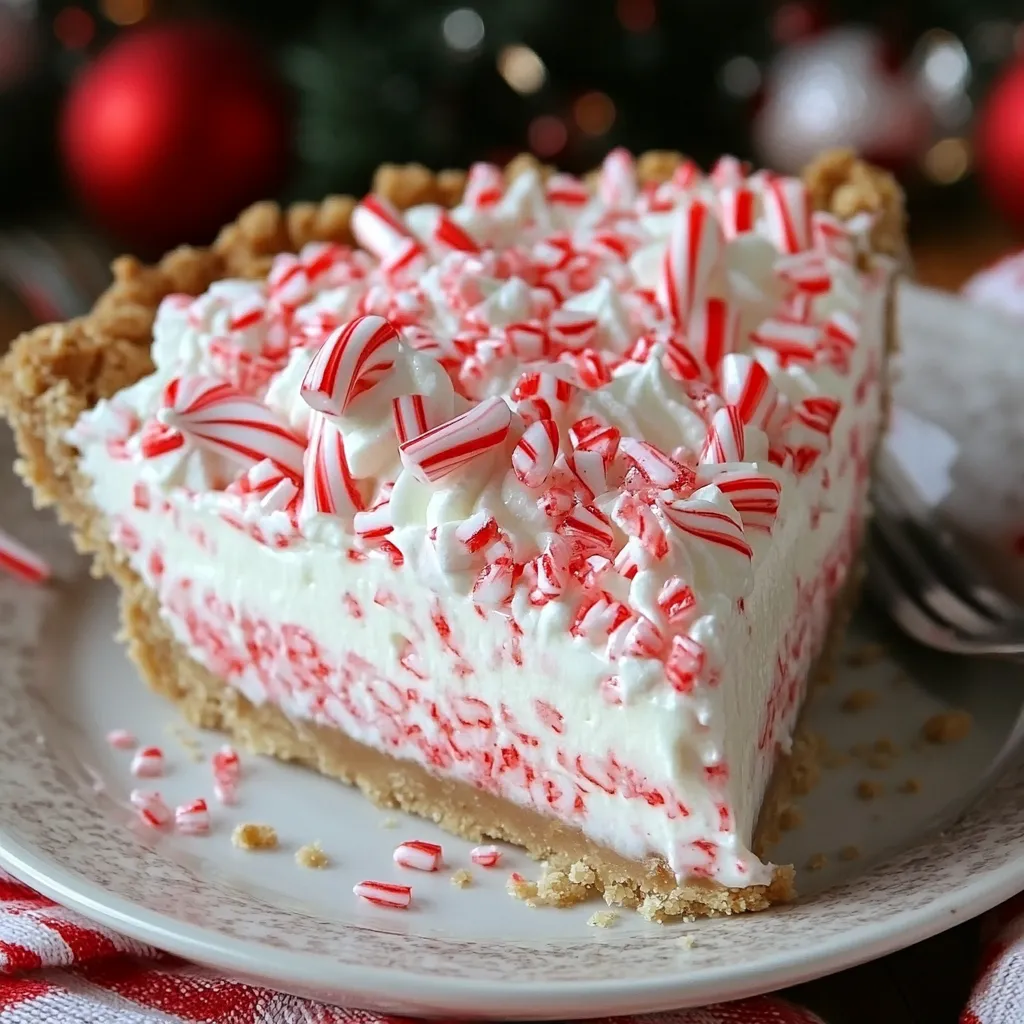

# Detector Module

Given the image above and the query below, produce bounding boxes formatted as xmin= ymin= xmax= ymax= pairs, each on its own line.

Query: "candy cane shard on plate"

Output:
xmin=300 ymin=315 xmax=402 ymax=416
xmin=400 ymin=396 xmax=512 ymax=484
xmin=130 ymin=789 xmax=171 ymax=829
xmin=353 ymin=880 xmax=412 ymax=909
xmin=470 ymin=845 xmax=502 ymax=867
xmin=658 ymin=198 xmax=724 ymax=327
xmin=0 ymin=528 xmax=51 ymax=584
xmin=302 ymin=413 xmax=365 ymax=518
xmin=393 ymin=840 xmax=444 ymax=871
xmin=158 ymin=376 xmax=306 ymax=481
xmin=175 ymin=798 xmax=211 ymax=836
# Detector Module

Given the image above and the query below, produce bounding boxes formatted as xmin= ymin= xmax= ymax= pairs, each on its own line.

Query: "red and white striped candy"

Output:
xmin=512 ymin=418 xmax=559 ymax=488
xmin=686 ymin=298 xmax=738 ymax=377
xmin=660 ymin=497 xmax=753 ymax=560
xmin=463 ymin=162 xmax=504 ymax=209
xmin=106 ymin=729 xmax=136 ymax=750
xmin=700 ymin=406 xmax=748 ymax=464
xmin=504 ymin=321 xmax=549 ymax=360
xmin=549 ymin=309 xmax=599 ymax=350
xmin=618 ymin=438 xmax=693 ymax=492
xmin=571 ymin=422 xmax=620 ymax=467
xmin=393 ymin=840 xmax=443 ymax=871
xmin=750 ymin=317 xmax=819 ymax=367
xmin=763 ymin=177 xmax=811 ymax=254
xmin=665 ymin=634 xmax=707 ymax=693
xmin=622 ymin=615 xmax=666 ymax=659
xmin=0 ymin=528 xmax=50 ymax=584
xmin=559 ymin=501 xmax=614 ymax=554
xmin=213 ymin=779 xmax=238 ymax=806
xmin=472 ymin=557 xmax=515 ymax=607
xmin=611 ymin=492 xmax=669 ymax=559
xmin=433 ymin=210 xmax=480 ymax=253
xmin=565 ymin=348 xmax=612 ymax=390
xmin=811 ymin=210 xmax=856 ymax=262
xmin=267 ymin=253 xmax=310 ymax=309
xmin=528 ymin=542 xmax=569 ymax=605
xmin=351 ymin=194 xmax=415 ymax=258
xmin=130 ymin=789 xmax=171 ymax=828
xmin=400 ymin=396 xmax=511 ymax=484
xmin=174 ymin=798 xmax=210 ymax=836
xmin=709 ymin=155 xmax=748 ymax=188
xmin=566 ymin=447 xmax=607 ymax=497
xmin=658 ymin=577 xmax=697 ymax=625
xmin=546 ymin=173 xmax=590 ymax=209
xmin=598 ymin=147 xmax=637 ymax=208
xmin=511 ymin=371 xmax=577 ymax=423
xmin=303 ymin=414 xmax=365 ymax=517
xmin=571 ymin=593 xmax=632 ymax=642
xmin=212 ymin=745 xmax=241 ymax=784
xmin=775 ymin=251 xmax=831 ymax=294
xmin=613 ymin=538 xmax=644 ymax=581
xmin=822 ymin=311 xmax=859 ymax=363
xmin=672 ymin=159 xmax=702 ymax=189
xmin=718 ymin=186 xmax=756 ymax=239
xmin=159 ymin=377 xmax=305 ymax=481
xmin=719 ymin=353 xmax=779 ymax=428
xmin=301 ymin=316 xmax=401 ymax=416
xmin=392 ymin=393 xmax=433 ymax=444
xmin=353 ymin=495 xmax=394 ymax=544
xmin=658 ymin=198 xmax=723 ymax=327
xmin=696 ymin=466 xmax=782 ymax=532
xmin=353 ymin=880 xmax=412 ymax=909
xmin=130 ymin=746 xmax=164 ymax=778
xmin=470 ymin=845 xmax=502 ymax=867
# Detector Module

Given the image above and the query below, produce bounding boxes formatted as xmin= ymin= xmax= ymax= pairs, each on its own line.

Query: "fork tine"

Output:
xmin=869 ymin=499 xmax=1007 ymax=637
xmin=866 ymin=526 xmax=1024 ymax=656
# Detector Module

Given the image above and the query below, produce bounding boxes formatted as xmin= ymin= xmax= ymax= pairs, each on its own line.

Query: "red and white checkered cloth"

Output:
xmin=0 ymin=870 xmax=1018 ymax=1024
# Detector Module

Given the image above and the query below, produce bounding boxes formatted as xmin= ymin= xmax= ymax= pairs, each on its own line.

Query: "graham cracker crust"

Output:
xmin=0 ymin=149 xmax=904 ymax=919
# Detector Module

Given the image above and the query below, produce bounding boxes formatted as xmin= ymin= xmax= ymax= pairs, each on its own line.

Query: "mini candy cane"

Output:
xmin=393 ymin=840 xmax=443 ymax=871
xmin=351 ymin=194 xmax=415 ymax=258
xmin=353 ymin=880 xmax=412 ymax=909
xmin=159 ymin=377 xmax=305 ymax=481
xmin=400 ymin=397 xmax=511 ymax=484
xmin=175 ymin=798 xmax=211 ymax=836
xmin=763 ymin=176 xmax=811 ymax=254
xmin=658 ymin=198 xmax=723 ymax=327
xmin=303 ymin=414 xmax=365 ymax=517
xmin=130 ymin=789 xmax=171 ymax=828
xmin=463 ymin=162 xmax=504 ymax=209
xmin=618 ymin=438 xmax=693 ymax=491
xmin=687 ymin=297 xmax=738 ymax=377
xmin=750 ymin=317 xmax=819 ymax=367
xmin=212 ymin=745 xmax=241 ymax=784
xmin=105 ymin=729 xmax=136 ymax=750
xmin=512 ymin=418 xmax=560 ymax=488
xmin=0 ymin=528 xmax=51 ymax=584
xmin=660 ymin=497 xmax=753 ymax=560
xmin=598 ymin=147 xmax=637 ymax=208
xmin=301 ymin=315 xmax=401 ymax=416
xmin=719 ymin=353 xmax=779 ymax=428
xmin=470 ymin=845 xmax=502 ymax=868
xmin=696 ymin=466 xmax=782 ymax=532
xmin=433 ymin=211 xmax=480 ymax=253
xmin=392 ymin=394 xmax=432 ymax=444
xmin=700 ymin=406 xmax=748 ymax=464
xmin=130 ymin=746 xmax=164 ymax=778
xmin=718 ymin=186 xmax=756 ymax=239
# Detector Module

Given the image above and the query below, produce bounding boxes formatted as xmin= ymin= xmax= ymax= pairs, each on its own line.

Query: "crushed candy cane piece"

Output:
xmin=393 ymin=840 xmax=444 ymax=872
xmin=353 ymin=880 xmax=412 ymax=909
xmin=130 ymin=746 xmax=164 ymax=778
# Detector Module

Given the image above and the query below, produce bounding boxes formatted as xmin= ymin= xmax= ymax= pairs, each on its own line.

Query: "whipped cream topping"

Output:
xmin=72 ymin=150 xmax=892 ymax=887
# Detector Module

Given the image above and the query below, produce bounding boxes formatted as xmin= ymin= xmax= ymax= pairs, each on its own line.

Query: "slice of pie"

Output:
xmin=0 ymin=148 xmax=903 ymax=919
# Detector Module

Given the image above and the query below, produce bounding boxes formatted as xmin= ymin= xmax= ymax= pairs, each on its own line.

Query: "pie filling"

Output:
xmin=69 ymin=151 xmax=893 ymax=893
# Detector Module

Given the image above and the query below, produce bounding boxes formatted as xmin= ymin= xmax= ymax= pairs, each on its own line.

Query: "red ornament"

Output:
xmin=60 ymin=21 xmax=291 ymax=252
xmin=977 ymin=60 xmax=1024 ymax=229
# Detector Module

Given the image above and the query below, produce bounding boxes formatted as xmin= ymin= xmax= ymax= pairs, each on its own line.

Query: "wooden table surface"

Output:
xmin=0 ymin=220 xmax=1019 ymax=1024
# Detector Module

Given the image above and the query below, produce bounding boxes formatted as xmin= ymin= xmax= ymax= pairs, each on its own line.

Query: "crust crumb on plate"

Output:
xmin=855 ymin=779 xmax=885 ymax=801
xmin=898 ymin=777 xmax=923 ymax=795
xmin=922 ymin=710 xmax=973 ymax=745
xmin=806 ymin=852 xmax=828 ymax=871
xmin=844 ymin=642 xmax=887 ymax=667
xmin=839 ymin=845 xmax=861 ymax=861
xmin=841 ymin=688 xmax=878 ymax=712
xmin=295 ymin=841 xmax=329 ymax=868
xmin=587 ymin=910 xmax=618 ymax=928
xmin=450 ymin=868 xmax=472 ymax=888
xmin=232 ymin=823 xmax=278 ymax=851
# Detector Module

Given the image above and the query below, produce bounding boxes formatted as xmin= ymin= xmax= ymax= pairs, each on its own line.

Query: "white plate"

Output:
xmin=0 ymin=283 xmax=1022 ymax=1018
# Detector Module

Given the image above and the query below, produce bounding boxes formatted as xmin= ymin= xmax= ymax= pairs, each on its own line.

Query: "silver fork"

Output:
xmin=865 ymin=449 xmax=1024 ymax=657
